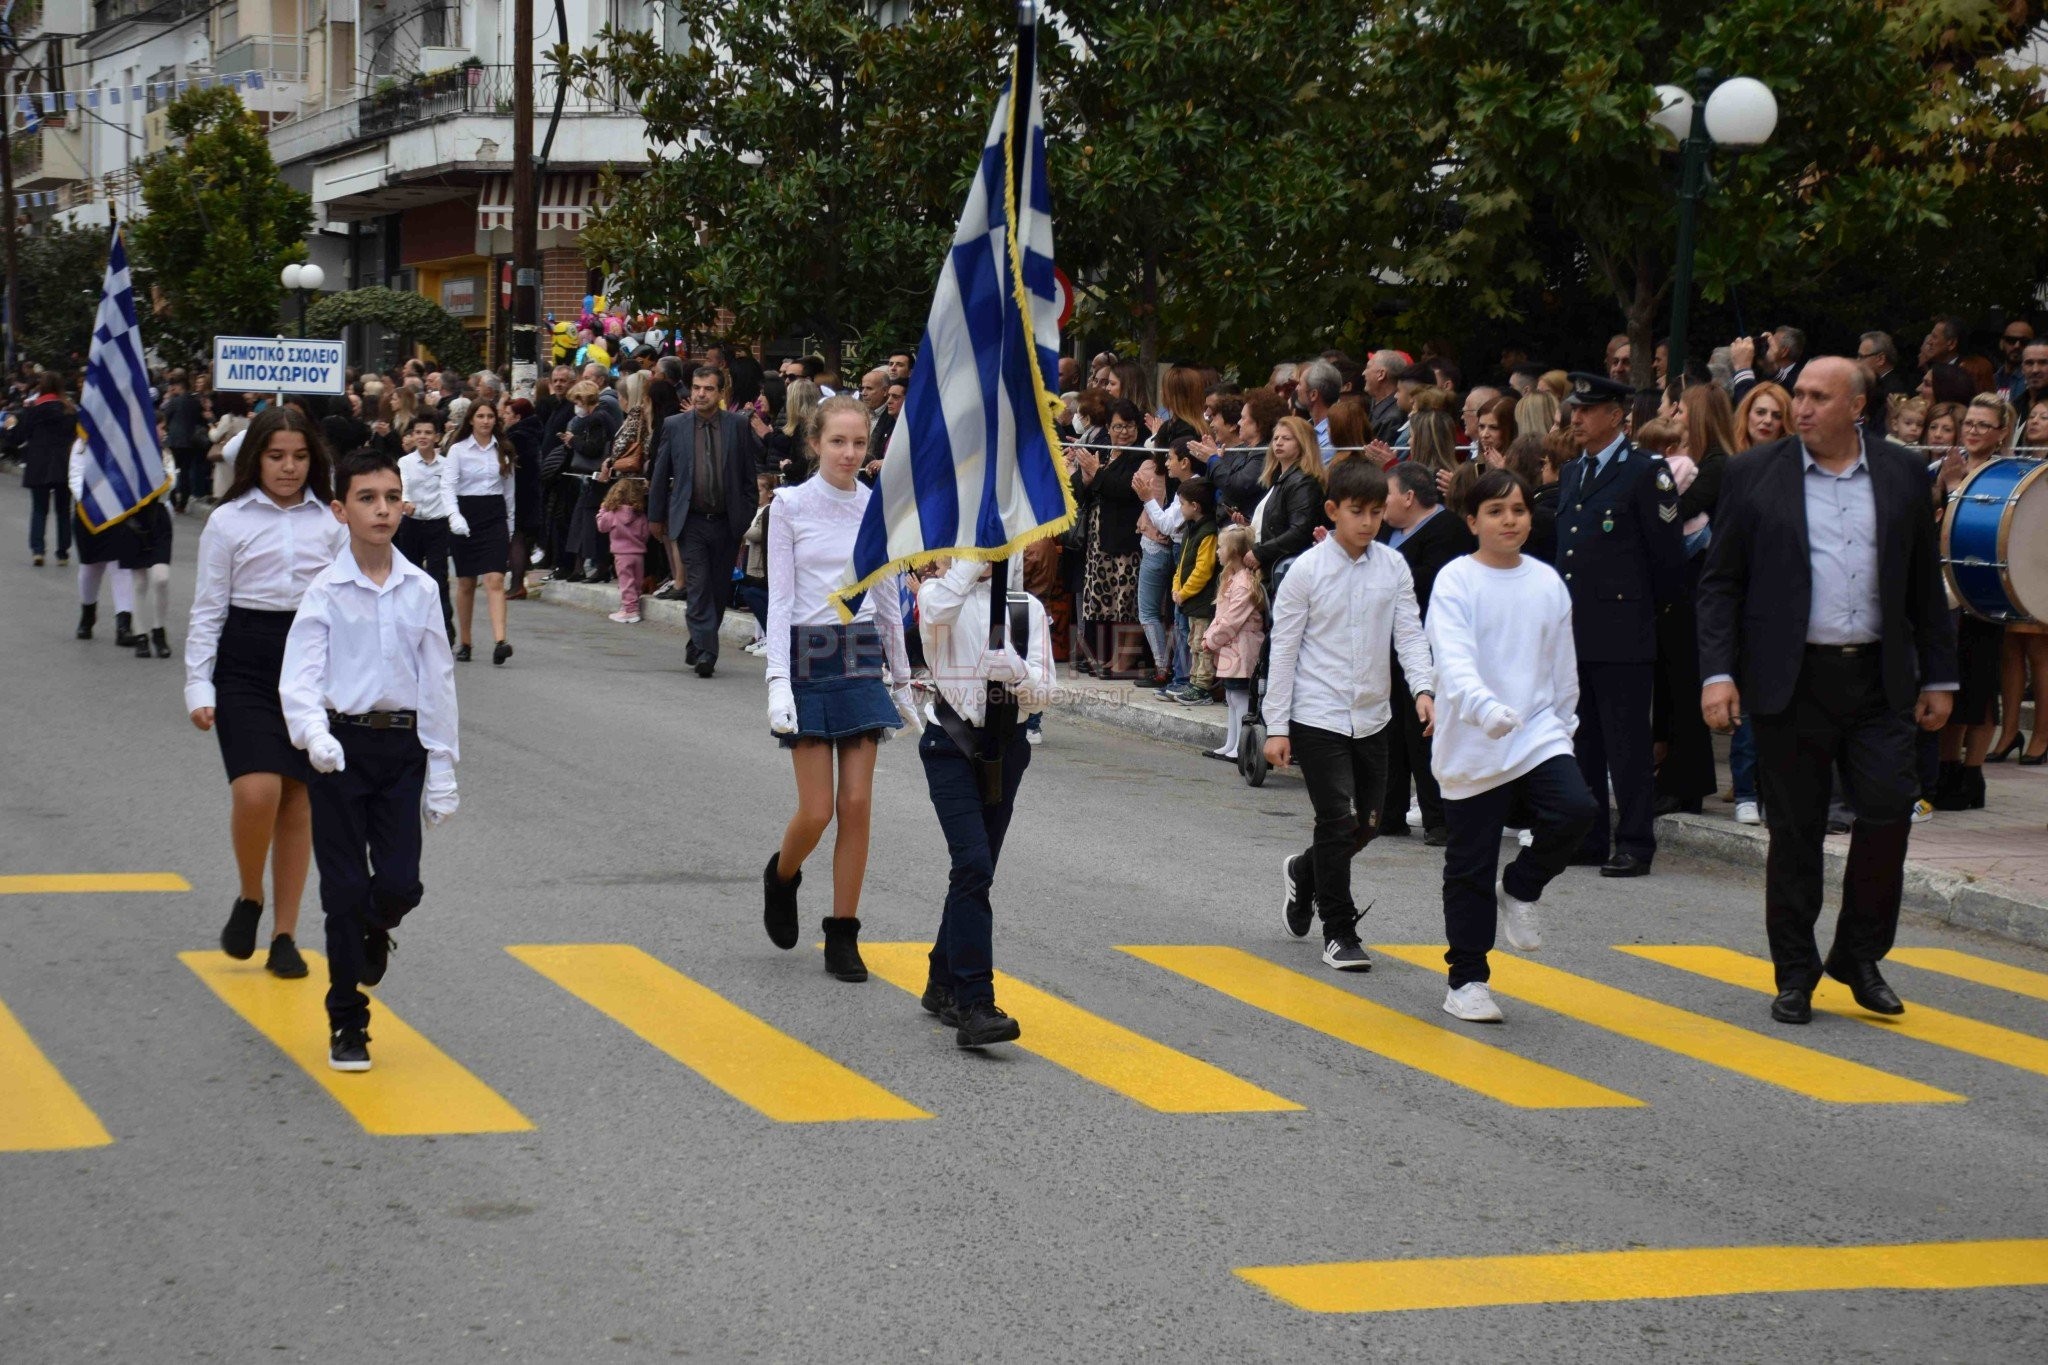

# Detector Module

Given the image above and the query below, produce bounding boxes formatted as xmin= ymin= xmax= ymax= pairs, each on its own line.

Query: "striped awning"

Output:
xmin=475 ymin=173 xmax=611 ymax=254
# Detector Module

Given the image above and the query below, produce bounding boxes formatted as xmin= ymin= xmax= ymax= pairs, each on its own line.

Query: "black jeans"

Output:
xmin=679 ymin=511 xmax=738 ymax=661
xmin=1440 ymin=755 xmax=1599 ymax=987
xmin=1380 ymin=662 xmax=1444 ymax=833
xmin=1753 ymin=649 xmax=1918 ymax=991
xmin=28 ymin=486 xmax=72 ymax=557
xmin=308 ymin=726 xmax=427 ymax=1031
xmin=1574 ymin=660 xmax=1657 ymax=863
xmin=395 ymin=516 xmax=455 ymax=641
xmin=1289 ymin=723 xmax=1388 ymax=935
xmin=920 ymin=722 xmax=1032 ymax=1011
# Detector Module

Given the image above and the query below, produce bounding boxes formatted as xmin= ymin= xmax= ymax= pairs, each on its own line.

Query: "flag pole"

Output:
xmin=987 ymin=0 xmax=1037 ymax=660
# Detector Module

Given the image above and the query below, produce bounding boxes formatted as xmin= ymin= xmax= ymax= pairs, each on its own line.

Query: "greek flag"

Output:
xmin=829 ymin=39 xmax=1071 ymax=618
xmin=75 ymin=226 xmax=168 ymax=532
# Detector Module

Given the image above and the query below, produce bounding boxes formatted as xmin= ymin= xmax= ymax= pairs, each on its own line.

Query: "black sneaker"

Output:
xmin=1321 ymin=935 xmax=1372 ymax=972
xmin=920 ymin=980 xmax=960 ymax=1027
xmin=220 ymin=897 xmax=263 ymax=960
xmin=265 ymin=933 xmax=308 ymax=979
xmin=955 ymin=1001 xmax=1021 ymax=1049
xmin=763 ymin=852 xmax=801 ymax=950
xmin=362 ymin=927 xmax=394 ymax=987
xmin=329 ymin=1027 xmax=372 ymax=1072
xmin=1280 ymin=855 xmax=1313 ymax=939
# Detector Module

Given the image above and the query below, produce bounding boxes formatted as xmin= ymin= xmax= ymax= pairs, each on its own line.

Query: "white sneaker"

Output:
xmin=1735 ymin=801 xmax=1762 ymax=825
xmin=1443 ymin=982 xmax=1505 ymax=1023
xmin=608 ymin=611 xmax=641 ymax=624
xmin=1497 ymin=882 xmax=1543 ymax=952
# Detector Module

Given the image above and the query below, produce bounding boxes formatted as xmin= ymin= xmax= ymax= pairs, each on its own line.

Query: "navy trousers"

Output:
xmin=308 ymin=725 xmax=427 ymax=1031
xmin=920 ymin=721 xmax=1032 ymax=1011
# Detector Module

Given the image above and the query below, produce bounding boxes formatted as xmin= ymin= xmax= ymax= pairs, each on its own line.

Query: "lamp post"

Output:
xmin=1652 ymin=71 xmax=1776 ymax=387
xmin=280 ymin=262 xmax=325 ymax=337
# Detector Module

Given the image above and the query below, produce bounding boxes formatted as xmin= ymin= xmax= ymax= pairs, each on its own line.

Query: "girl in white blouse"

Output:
xmin=761 ymin=395 xmax=916 ymax=983
xmin=183 ymin=407 xmax=348 ymax=979
xmin=444 ymin=400 xmax=517 ymax=664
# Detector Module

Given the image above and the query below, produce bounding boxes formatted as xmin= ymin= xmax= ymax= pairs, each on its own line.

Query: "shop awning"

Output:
xmin=475 ymin=173 xmax=611 ymax=255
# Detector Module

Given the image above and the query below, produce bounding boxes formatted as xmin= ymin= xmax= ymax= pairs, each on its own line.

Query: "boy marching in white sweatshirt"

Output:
xmin=1427 ymin=468 xmax=1600 ymax=1022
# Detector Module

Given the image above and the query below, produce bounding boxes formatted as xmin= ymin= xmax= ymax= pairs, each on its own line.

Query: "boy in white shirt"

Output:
xmin=1264 ymin=460 xmax=1435 ymax=972
xmin=1426 ymin=467 xmax=1600 ymax=1022
xmin=280 ymin=449 xmax=460 ymax=1072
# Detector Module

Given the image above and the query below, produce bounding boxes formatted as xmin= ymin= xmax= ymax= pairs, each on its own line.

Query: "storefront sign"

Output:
xmin=212 ymin=336 xmax=348 ymax=395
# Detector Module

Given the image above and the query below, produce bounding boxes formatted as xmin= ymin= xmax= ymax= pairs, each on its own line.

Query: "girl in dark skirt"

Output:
xmin=761 ymin=395 xmax=916 ymax=982
xmin=184 ymin=406 xmax=345 ymax=977
xmin=445 ymin=399 xmax=516 ymax=664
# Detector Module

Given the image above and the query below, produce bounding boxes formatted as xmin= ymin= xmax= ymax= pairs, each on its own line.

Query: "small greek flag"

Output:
xmin=829 ymin=35 xmax=1070 ymax=617
xmin=75 ymin=227 xmax=169 ymax=533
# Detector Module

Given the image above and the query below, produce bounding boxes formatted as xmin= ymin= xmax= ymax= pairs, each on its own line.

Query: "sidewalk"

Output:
xmin=533 ymin=576 xmax=2048 ymax=948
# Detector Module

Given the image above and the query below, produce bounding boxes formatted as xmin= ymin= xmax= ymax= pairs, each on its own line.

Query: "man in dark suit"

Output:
xmin=1378 ymin=462 xmax=1475 ymax=842
xmin=1553 ymin=372 xmax=1686 ymax=877
xmin=1697 ymin=357 xmax=1958 ymax=1025
xmin=649 ymin=364 xmax=763 ymax=677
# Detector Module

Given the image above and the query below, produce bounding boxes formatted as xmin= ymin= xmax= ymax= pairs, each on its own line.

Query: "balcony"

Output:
xmin=270 ymin=65 xmax=634 ymax=169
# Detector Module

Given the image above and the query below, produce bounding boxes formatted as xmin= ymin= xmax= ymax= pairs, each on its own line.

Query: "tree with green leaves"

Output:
xmin=557 ymin=0 xmax=1016 ymax=364
xmin=15 ymin=221 xmax=111 ymax=372
xmin=128 ymin=87 xmax=313 ymax=368
xmin=1355 ymin=0 xmax=2048 ymax=387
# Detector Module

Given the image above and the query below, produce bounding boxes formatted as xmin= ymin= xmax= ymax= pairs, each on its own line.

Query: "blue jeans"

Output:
xmin=29 ymin=487 xmax=72 ymax=558
xmin=1137 ymin=541 xmax=1173 ymax=672
xmin=919 ymin=722 xmax=1032 ymax=1010
xmin=1729 ymin=715 xmax=1757 ymax=803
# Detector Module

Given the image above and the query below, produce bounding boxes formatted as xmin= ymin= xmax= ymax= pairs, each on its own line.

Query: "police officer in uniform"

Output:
xmin=1553 ymin=372 xmax=1686 ymax=877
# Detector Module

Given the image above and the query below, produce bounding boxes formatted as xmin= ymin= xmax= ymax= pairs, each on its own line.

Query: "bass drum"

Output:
xmin=1943 ymin=457 xmax=2048 ymax=623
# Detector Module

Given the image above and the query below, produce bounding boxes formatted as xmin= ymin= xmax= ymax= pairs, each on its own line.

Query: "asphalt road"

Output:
xmin=3 ymin=484 xmax=2046 ymax=1363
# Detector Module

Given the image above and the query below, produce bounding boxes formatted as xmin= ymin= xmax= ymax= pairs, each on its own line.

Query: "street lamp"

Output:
xmin=280 ymin=262 xmax=325 ymax=337
xmin=1652 ymin=71 xmax=1776 ymax=387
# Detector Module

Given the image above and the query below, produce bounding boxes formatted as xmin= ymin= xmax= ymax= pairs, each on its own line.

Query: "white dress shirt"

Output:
xmin=916 ymin=559 xmax=1056 ymax=726
xmin=279 ymin=545 xmax=459 ymax=776
xmin=398 ymin=450 xmax=459 ymax=521
xmin=183 ymin=487 xmax=350 ymax=713
xmin=1265 ymin=535 xmax=1433 ymax=739
xmin=763 ymin=476 xmax=910 ymax=685
xmin=444 ymin=435 xmax=515 ymax=521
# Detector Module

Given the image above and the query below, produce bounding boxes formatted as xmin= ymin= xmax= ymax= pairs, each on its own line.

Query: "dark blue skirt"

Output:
xmin=779 ymin=621 xmax=901 ymax=748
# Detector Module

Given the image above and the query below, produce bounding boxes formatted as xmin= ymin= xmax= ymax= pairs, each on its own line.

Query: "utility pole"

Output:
xmin=510 ymin=0 xmax=538 ymax=394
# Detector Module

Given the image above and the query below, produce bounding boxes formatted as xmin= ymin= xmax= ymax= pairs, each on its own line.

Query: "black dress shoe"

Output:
xmin=1599 ymin=852 xmax=1651 ymax=878
xmin=1771 ymin=987 xmax=1813 ymax=1024
xmin=1825 ymin=957 xmax=1905 ymax=1015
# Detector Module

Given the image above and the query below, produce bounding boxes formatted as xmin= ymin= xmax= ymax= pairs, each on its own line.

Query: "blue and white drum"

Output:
xmin=1943 ymin=457 xmax=2048 ymax=623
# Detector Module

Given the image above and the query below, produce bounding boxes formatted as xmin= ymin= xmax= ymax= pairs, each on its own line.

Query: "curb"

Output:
xmin=529 ymin=576 xmax=2048 ymax=949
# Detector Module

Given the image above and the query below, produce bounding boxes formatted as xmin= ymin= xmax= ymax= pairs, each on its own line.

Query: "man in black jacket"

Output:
xmin=1698 ymin=357 xmax=1957 ymax=1025
xmin=1378 ymin=462 xmax=1474 ymax=842
xmin=649 ymin=365 xmax=763 ymax=677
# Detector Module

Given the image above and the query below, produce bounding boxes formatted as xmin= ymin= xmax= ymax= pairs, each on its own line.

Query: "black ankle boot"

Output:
xmin=821 ymin=917 xmax=868 ymax=982
xmin=113 ymin=610 xmax=140 ymax=647
xmin=763 ymin=852 xmax=801 ymax=950
xmin=151 ymin=627 xmax=172 ymax=659
xmin=75 ymin=604 xmax=96 ymax=640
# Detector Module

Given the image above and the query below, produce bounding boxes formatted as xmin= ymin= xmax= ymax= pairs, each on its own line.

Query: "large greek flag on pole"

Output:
xmin=75 ymin=226 xmax=168 ymax=532
xmin=829 ymin=43 xmax=1073 ymax=618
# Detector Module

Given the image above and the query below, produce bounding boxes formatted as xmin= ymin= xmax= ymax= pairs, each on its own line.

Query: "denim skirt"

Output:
xmin=779 ymin=621 xmax=902 ymax=748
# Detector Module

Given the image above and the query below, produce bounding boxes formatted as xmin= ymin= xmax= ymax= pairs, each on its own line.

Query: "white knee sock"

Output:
xmin=1221 ymin=688 xmax=1249 ymax=757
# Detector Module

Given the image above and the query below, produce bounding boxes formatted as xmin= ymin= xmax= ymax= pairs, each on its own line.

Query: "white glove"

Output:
xmin=306 ymin=732 xmax=346 ymax=774
xmin=449 ymin=513 xmax=471 ymax=537
xmin=423 ymin=767 xmax=459 ymax=826
xmin=1482 ymin=703 xmax=1523 ymax=741
xmin=891 ymin=682 xmax=923 ymax=731
xmin=981 ymin=646 xmax=1029 ymax=686
xmin=768 ymin=678 xmax=798 ymax=735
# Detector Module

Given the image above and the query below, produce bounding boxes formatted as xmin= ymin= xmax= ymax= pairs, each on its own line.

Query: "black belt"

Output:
xmin=1805 ymin=643 xmax=1877 ymax=657
xmin=327 ymin=709 xmax=417 ymax=731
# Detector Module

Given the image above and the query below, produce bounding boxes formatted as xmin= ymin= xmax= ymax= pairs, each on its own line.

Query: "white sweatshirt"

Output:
xmin=1426 ymin=555 xmax=1580 ymax=801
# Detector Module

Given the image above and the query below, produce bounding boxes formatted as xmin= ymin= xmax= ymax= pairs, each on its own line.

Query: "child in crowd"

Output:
xmin=1169 ymin=476 xmax=1218 ymax=706
xmin=1202 ymin=524 xmax=1264 ymax=760
xmin=279 ymin=448 xmax=460 ymax=1072
xmin=1427 ymin=467 xmax=1598 ymax=1022
xmin=597 ymin=477 xmax=650 ymax=625
xmin=1264 ymin=459 xmax=1435 ymax=971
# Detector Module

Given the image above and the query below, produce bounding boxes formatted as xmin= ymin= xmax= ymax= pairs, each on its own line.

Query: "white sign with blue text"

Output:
xmin=211 ymin=336 xmax=348 ymax=396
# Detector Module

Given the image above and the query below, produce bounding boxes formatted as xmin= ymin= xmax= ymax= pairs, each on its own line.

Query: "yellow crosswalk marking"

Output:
xmin=1373 ymin=946 xmax=1959 ymax=1105
xmin=1624 ymin=946 xmax=2048 ymax=1080
xmin=508 ymin=945 xmax=928 ymax=1123
xmin=1891 ymin=947 xmax=2048 ymax=1004
xmin=864 ymin=943 xmax=1301 ymax=1114
xmin=1121 ymin=946 xmax=1640 ymax=1110
xmin=0 ymin=873 xmax=191 ymax=895
xmin=1237 ymin=1237 xmax=2048 ymax=1314
xmin=181 ymin=950 xmax=532 ymax=1136
xmin=0 ymin=997 xmax=113 ymax=1151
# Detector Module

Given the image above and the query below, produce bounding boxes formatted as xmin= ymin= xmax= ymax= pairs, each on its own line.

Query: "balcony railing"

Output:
xmin=270 ymin=65 xmax=633 ymax=167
